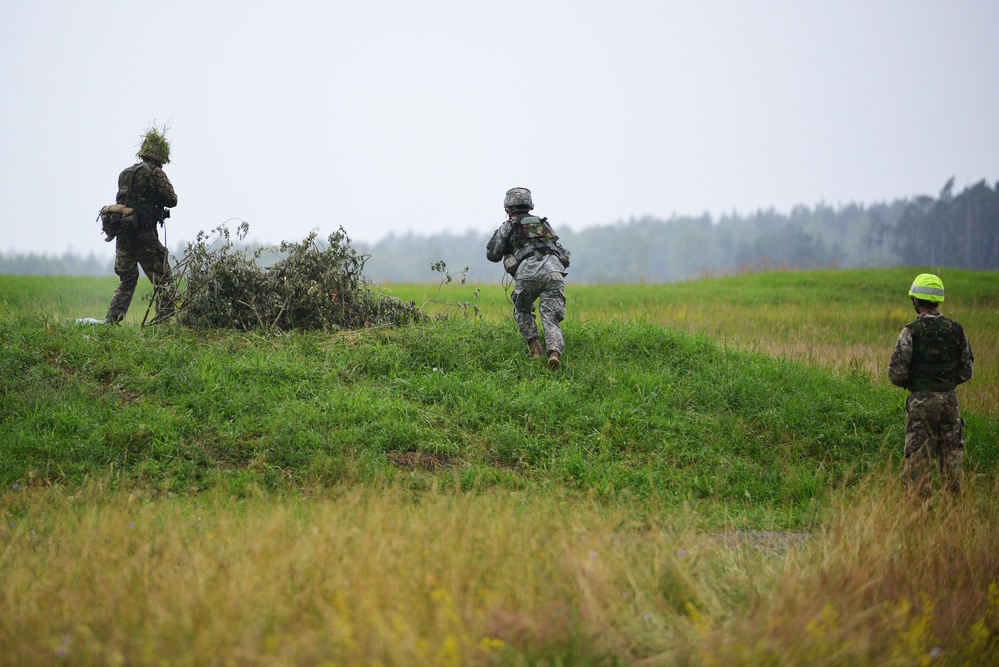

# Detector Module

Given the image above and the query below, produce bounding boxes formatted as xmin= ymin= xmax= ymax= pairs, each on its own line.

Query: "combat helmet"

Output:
xmin=137 ymin=125 xmax=171 ymax=165
xmin=908 ymin=273 xmax=945 ymax=303
xmin=504 ymin=187 xmax=534 ymax=211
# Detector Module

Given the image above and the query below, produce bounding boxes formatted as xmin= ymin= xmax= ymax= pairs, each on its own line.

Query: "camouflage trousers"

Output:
xmin=106 ymin=227 xmax=175 ymax=323
xmin=512 ymin=272 xmax=565 ymax=355
xmin=903 ymin=390 xmax=964 ymax=496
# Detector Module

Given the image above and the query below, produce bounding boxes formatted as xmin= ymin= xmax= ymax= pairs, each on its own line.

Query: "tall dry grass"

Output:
xmin=3 ymin=475 xmax=996 ymax=665
xmin=0 ymin=486 xmax=650 ymax=665
xmin=682 ymin=470 xmax=999 ymax=665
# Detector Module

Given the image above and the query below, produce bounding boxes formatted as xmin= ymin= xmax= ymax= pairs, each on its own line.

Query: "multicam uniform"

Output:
xmin=106 ymin=159 xmax=178 ymax=323
xmin=888 ymin=311 xmax=974 ymax=494
xmin=486 ymin=214 xmax=568 ymax=356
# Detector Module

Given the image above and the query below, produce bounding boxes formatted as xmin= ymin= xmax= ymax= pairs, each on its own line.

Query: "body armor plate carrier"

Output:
xmin=906 ymin=316 xmax=965 ymax=391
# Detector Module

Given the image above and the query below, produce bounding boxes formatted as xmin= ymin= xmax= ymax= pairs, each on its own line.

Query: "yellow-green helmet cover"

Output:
xmin=908 ymin=273 xmax=945 ymax=302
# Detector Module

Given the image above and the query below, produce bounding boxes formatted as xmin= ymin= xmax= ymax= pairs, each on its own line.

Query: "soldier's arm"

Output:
xmin=152 ymin=168 xmax=178 ymax=208
xmin=486 ymin=220 xmax=513 ymax=263
xmin=887 ymin=328 xmax=912 ymax=388
xmin=956 ymin=333 xmax=974 ymax=385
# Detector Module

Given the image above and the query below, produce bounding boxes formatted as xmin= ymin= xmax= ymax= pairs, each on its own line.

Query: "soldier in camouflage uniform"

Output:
xmin=105 ymin=127 xmax=178 ymax=324
xmin=486 ymin=187 xmax=571 ymax=369
xmin=888 ymin=273 xmax=974 ymax=496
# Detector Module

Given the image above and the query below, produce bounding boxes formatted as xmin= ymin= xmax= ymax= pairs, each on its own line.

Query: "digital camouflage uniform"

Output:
xmin=888 ymin=311 xmax=974 ymax=495
xmin=106 ymin=159 xmax=178 ymax=323
xmin=486 ymin=212 xmax=568 ymax=359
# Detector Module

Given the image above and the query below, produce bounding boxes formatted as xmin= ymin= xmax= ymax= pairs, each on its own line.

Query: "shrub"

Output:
xmin=160 ymin=222 xmax=425 ymax=331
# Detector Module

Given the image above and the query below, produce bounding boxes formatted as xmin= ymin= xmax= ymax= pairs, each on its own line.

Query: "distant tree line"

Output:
xmin=884 ymin=178 xmax=999 ymax=271
xmin=4 ymin=179 xmax=996 ymax=282
xmin=358 ymin=178 xmax=996 ymax=283
xmin=0 ymin=250 xmax=112 ymax=276
xmin=359 ymin=200 xmax=907 ymax=283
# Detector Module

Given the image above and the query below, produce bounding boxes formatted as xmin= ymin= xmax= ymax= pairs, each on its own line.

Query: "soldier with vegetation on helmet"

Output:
xmin=888 ymin=273 xmax=974 ymax=497
xmin=486 ymin=187 xmax=571 ymax=369
xmin=104 ymin=125 xmax=178 ymax=324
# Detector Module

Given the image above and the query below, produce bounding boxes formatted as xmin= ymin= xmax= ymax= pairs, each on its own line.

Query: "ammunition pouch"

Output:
xmin=513 ymin=242 xmax=552 ymax=262
xmin=554 ymin=242 xmax=570 ymax=269
xmin=907 ymin=361 xmax=960 ymax=392
xmin=511 ymin=241 xmax=571 ymax=270
xmin=98 ymin=204 xmax=138 ymax=242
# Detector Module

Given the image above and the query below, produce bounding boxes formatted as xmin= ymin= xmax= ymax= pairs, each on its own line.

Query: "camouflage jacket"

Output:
xmin=116 ymin=159 xmax=178 ymax=225
xmin=889 ymin=311 xmax=974 ymax=392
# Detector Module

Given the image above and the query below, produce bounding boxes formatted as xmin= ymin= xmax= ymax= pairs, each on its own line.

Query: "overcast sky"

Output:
xmin=2 ymin=1 xmax=997 ymax=257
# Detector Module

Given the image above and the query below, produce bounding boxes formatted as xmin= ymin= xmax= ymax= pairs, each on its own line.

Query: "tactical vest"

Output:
xmin=116 ymin=162 xmax=160 ymax=225
xmin=906 ymin=315 xmax=965 ymax=391
xmin=510 ymin=215 xmax=560 ymax=260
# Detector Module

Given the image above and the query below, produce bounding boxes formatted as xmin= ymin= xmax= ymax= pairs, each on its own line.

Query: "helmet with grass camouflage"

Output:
xmin=504 ymin=187 xmax=534 ymax=210
xmin=137 ymin=125 xmax=171 ymax=164
xmin=908 ymin=273 xmax=945 ymax=303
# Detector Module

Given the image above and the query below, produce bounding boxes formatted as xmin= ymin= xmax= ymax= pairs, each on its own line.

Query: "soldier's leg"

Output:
xmin=137 ymin=237 xmax=175 ymax=320
xmin=903 ymin=394 xmax=935 ymax=498
xmin=938 ymin=395 xmax=965 ymax=495
xmin=537 ymin=274 xmax=566 ymax=356
xmin=106 ymin=240 xmax=140 ymax=323
xmin=512 ymin=280 xmax=542 ymax=348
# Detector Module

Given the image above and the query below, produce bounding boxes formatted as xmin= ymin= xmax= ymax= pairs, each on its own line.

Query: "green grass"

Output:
xmin=2 ymin=271 xmax=997 ymax=528
xmin=390 ymin=267 xmax=999 ymax=417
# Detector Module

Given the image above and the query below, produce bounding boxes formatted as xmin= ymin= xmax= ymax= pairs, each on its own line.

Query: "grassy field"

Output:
xmin=386 ymin=267 xmax=999 ymax=417
xmin=1 ymin=269 xmax=997 ymax=665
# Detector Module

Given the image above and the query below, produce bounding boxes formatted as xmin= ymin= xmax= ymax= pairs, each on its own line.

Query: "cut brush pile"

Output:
xmin=157 ymin=221 xmax=426 ymax=330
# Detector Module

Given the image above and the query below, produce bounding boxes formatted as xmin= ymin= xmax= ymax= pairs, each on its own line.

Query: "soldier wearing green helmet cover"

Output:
xmin=105 ymin=125 xmax=178 ymax=324
xmin=486 ymin=187 xmax=571 ymax=369
xmin=888 ymin=273 xmax=974 ymax=496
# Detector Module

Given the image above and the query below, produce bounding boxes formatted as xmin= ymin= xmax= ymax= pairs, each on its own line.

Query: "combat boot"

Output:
xmin=528 ymin=339 xmax=544 ymax=359
xmin=547 ymin=350 xmax=560 ymax=370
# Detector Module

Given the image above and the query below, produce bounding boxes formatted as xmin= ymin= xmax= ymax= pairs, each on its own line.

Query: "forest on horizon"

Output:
xmin=4 ymin=178 xmax=997 ymax=283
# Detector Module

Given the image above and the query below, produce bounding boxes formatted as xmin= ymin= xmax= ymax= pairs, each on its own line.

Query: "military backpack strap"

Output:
xmin=511 ymin=215 xmax=564 ymax=261
xmin=116 ymin=163 xmax=145 ymax=205
xmin=117 ymin=162 xmax=161 ymax=226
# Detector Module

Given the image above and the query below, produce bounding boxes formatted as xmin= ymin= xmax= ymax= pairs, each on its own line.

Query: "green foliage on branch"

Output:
xmin=162 ymin=221 xmax=425 ymax=331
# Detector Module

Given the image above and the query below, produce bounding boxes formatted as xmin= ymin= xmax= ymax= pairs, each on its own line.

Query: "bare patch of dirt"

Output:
xmin=386 ymin=451 xmax=459 ymax=472
xmin=714 ymin=530 xmax=810 ymax=554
